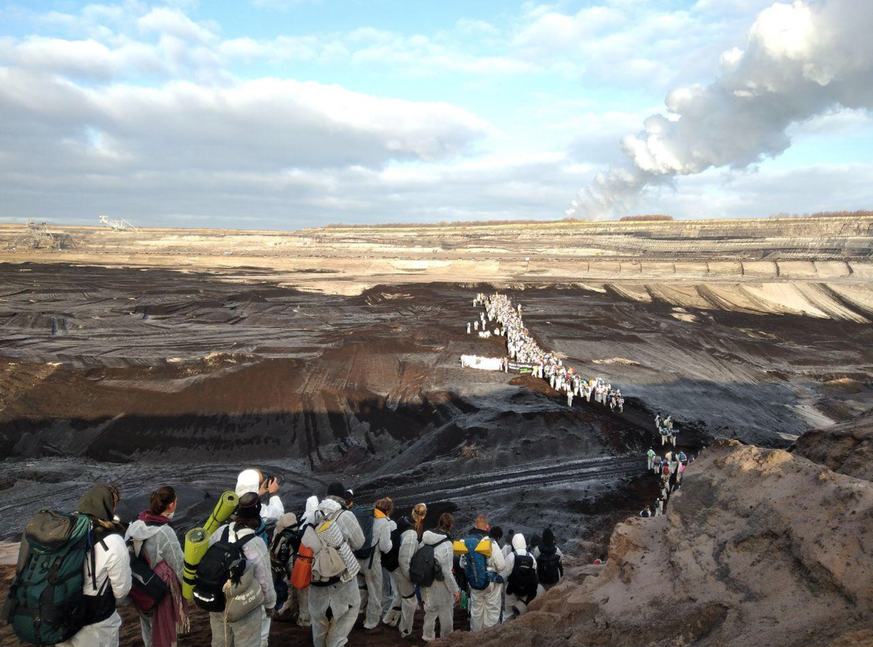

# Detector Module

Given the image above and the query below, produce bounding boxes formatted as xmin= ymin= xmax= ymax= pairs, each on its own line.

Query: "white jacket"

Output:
xmin=420 ymin=530 xmax=459 ymax=596
xmin=83 ymin=533 xmax=131 ymax=601
xmin=209 ymin=522 xmax=277 ymax=610
xmin=397 ymin=528 xmax=418 ymax=580
xmin=502 ymin=534 xmax=536 ymax=580
xmin=125 ymin=520 xmax=184 ymax=579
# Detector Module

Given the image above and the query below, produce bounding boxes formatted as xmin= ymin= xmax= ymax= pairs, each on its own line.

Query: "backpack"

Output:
xmin=536 ymin=545 xmax=562 ymax=585
xmin=192 ymin=525 xmax=256 ymax=613
xmin=506 ymin=551 xmax=539 ymax=601
xmin=127 ymin=529 xmax=168 ymax=616
xmin=350 ymin=506 xmax=375 ymax=561
xmin=270 ymin=525 xmax=301 ymax=581
xmin=461 ymin=535 xmax=492 ymax=591
xmin=303 ymin=510 xmax=360 ymax=584
xmin=3 ymin=511 xmax=93 ymax=646
xmin=409 ymin=537 xmax=450 ymax=588
xmin=290 ymin=543 xmax=314 ymax=589
xmin=382 ymin=520 xmax=412 ymax=573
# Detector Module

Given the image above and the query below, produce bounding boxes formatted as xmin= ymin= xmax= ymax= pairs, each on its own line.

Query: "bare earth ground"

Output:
xmin=0 ymin=217 xmax=871 ymax=646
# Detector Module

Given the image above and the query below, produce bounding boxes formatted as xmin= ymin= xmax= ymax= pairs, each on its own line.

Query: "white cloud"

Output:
xmin=137 ymin=7 xmax=218 ymax=44
xmin=567 ymin=0 xmax=873 ymax=219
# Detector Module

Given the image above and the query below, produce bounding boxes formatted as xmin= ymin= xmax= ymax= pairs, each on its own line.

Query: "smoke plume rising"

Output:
xmin=566 ymin=0 xmax=873 ymax=220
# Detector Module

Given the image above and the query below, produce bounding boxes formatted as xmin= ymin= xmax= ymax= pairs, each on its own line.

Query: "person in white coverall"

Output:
xmin=57 ymin=485 xmax=132 ymax=647
xmin=420 ymin=514 xmax=460 ymax=642
xmin=501 ymin=534 xmax=537 ymax=619
xmin=357 ymin=498 xmax=393 ymax=629
xmin=235 ymin=468 xmax=283 ymax=644
xmin=208 ymin=493 xmax=276 ymax=647
xmin=305 ymin=483 xmax=365 ymax=647
xmin=295 ymin=496 xmax=319 ymax=628
xmin=462 ymin=515 xmax=506 ymax=632
xmin=383 ymin=516 xmax=419 ymax=638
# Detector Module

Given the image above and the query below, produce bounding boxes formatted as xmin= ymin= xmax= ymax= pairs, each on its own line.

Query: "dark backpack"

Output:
xmin=382 ymin=520 xmax=411 ymax=573
xmin=127 ymin=527 xmax=168 ymax=616
xmin=409 ymin=537 xmax=450 ymax=588
xmin=192 ymin=525 xmax=256 ymax=613
xmin=536 ymin=544 xmax=562 ymax=585
xmin=3 ymin=511 xmax=94 ymax=646
xmin=350 ymin=506 xmax=375 ymax=561
xmin=462 ymin=535 xmax=492 ymax=591
xmin=506 ymin=551 xmax=538 ymax=601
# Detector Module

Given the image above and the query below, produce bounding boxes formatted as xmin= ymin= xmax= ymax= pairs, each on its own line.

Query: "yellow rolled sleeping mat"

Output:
xmin=182 ymin=491 xmax=239 ymax=600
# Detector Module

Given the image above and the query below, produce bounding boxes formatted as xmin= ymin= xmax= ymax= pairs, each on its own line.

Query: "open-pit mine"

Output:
xmin=1 ymin=214 xmax=872 ymax=647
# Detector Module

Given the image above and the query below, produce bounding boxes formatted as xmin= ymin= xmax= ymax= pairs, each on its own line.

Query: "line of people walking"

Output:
xmin=469 ymin=293 xmax=625 ymax=413
xmin=3 ymin=471 xmax=565 ymax=647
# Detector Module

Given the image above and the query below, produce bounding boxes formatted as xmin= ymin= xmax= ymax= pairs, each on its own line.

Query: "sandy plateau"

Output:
xmin=0 ymin=215 xmax=872 ymax=646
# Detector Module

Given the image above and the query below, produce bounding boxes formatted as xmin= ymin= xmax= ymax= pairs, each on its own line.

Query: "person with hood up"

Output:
xmin=293 ymin=496 xmax=319 ymax=628
xmin=357 ymin=497 xmax=393 ymax=630
xmin=303 ymin=483 xmax=365 ymax=647
xmin=420 ymin=513 xmax=460 ymax=643
xmin=57 ymin=484 xmax=132 ymax=647
xmin=461 ymin=515 xmax=506 ymax=632
xmin=208 ymin=492 xmax=276 ymax=647
xmin=235 ymin=469 xmax=284 ymax=528
xmin=124 ymin=486 xmax=188 ymax=647
xmin=382 ymin=515 xmax=419 ymax=638
xmin=501 ymin=534 xmax=538 ymax=619
xmin=532 ymin=529 xmax=564 ymax=590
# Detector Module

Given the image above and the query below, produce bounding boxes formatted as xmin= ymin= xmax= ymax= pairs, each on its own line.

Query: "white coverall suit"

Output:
xmin=501 ymin=535 xmax=538 ymax=619
xmin=420 ymin=530 xmax=460 ymax=642
xmin=461 ymin=532 xmax=506 ymax=632
xmin=235 ymin=469 xmax=285 ymax=645
xmin=357 ymin=512 xmax=392 ymax=629
xmin=383 ymin=527 xmax=419 ymax=637
xmin=304 ymin=498 xmax=365 ymax=647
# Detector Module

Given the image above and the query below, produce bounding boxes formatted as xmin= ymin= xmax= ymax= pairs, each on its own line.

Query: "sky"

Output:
xmin=0 ymin=0 xmax=872 ymax=229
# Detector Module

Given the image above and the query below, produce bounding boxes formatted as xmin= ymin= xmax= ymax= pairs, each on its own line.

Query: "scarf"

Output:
xmin=137 ymin=511 xmax=172 ymax=524
xmin=150 ymin=560 xmax=190 ymax=647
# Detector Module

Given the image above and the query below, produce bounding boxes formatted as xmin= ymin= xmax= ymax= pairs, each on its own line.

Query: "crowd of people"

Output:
xmin=469 ymin=293 xmax=625 ymax=412
xmin=4 ymin=471 xmax=566 ymax=647
xmin=464 ymin=293 xmax=696 ymax=523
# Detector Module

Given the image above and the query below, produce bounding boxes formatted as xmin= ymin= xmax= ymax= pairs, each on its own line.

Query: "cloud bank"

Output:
xmin=566 ymin=0 xmax=873 ymax=219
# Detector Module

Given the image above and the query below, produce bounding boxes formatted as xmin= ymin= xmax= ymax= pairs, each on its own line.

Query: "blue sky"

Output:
xmin=0 ymin=0 xmax=871 ymax=229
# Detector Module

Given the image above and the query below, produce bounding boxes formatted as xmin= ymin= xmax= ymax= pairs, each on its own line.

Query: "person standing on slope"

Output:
xmin=57 ymin=485 xmax=132 ymax=647
xmin=125 ymin=486 xmax=188 ymax=647
xmin=460 ymin=515 xmax=506 ymax=632
xmin=303 ymin=483 xmax=365 ymax=647
xmin=420 ymin=513 xmax=460 ymax=642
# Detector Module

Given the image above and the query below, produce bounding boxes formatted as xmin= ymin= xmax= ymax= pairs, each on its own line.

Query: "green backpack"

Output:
xmin=3 ymin=511 xmax=92 ymax=646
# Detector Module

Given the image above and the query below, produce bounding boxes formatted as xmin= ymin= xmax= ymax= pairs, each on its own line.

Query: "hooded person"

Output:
xmin=532 ymin=528 xmax=564 ymax=590
xmin=502 ymin=534 xmax=538 ymax=619
xmin=382 ymin=516 xmax=419 ymax=638
xmin=294 ymin=496 xmax=319 ymax=628
xmin=236 ymin=469 xmax=285 ymax=529
xmin=420 ymin=513 xmax=460 ymax=643
xmin=460 ymin=515 xmax=506 ymax=632
xmin=303 ymin=482 xmax=365 ymax=647
xmin=124 ymin=486 xmax=188 ymax=647
xmin=56 ymin=485 xmax=132 ymax=647
xmin=207 ymin=492 xmax=276 ymax=647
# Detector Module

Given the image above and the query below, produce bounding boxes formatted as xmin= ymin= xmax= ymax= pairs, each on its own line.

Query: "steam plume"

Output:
xmin=566 ymin=0 xmax=873 ymax=219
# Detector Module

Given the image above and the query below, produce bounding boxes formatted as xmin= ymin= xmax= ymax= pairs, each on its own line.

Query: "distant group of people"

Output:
xmin=469 ymin=293 xmax=624 ymax=412
xmin=654 ymin=412 xmax=678 ymax=446
xmin=641 ymin=443 xmax=696 ymax=517
xmin=5 ymin=470 xmax=565 ymax=647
